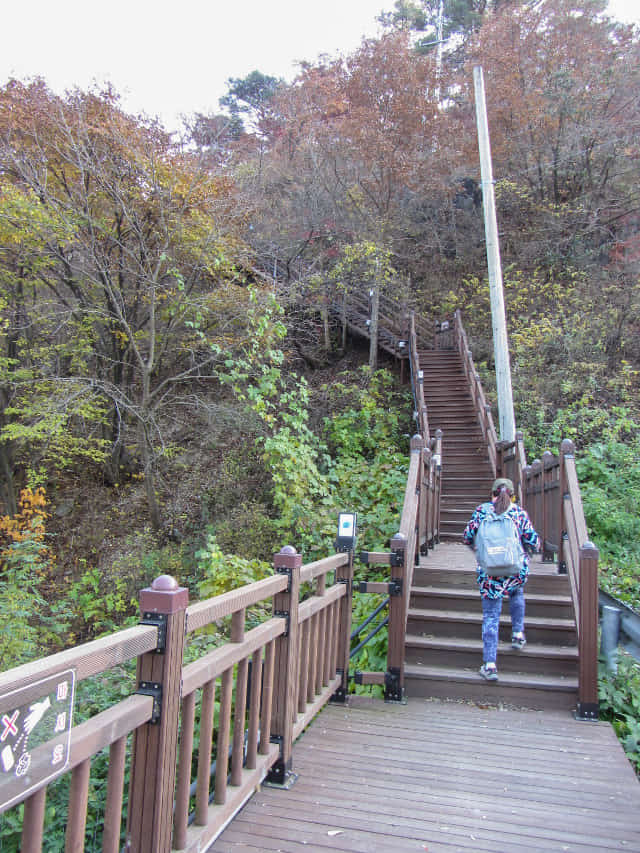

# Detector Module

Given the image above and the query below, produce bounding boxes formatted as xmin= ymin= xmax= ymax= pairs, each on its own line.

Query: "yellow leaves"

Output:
xmin=0 ymin=487 xmax=48 ymax=549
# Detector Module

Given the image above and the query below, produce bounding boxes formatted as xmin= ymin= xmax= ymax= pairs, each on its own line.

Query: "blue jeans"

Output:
xmin=481 ymin=587 xmax=525 ymax=664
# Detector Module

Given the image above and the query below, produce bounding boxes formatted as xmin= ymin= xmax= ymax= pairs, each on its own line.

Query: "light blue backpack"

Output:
xmin=475 ymin=502 xmax=524 ymax=576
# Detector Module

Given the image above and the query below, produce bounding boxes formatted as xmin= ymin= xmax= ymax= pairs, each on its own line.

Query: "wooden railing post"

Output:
xmin=332 ymin=548 xmax=355 ymax=704
xmin=386 ymin=532 xmax=407 ymax=703
xmin=577 ymin=542 xmax=599 ymax=721
xmin=514 ymin=431 xmax=525 ymax=504
xmin=127 ymin=575 xmax=189 ymax=853
xmin=432 ymin=429 xmax=442 ymax=545
xmin=541 ymin=449 xmax=555 ymax=561
xmin=531 ymin=459 xmax=542 ymax=537
xmin=266 ymin=546 xmax=302 ymax=786
xmin=558 ymin=439 xmax=574 ymax=574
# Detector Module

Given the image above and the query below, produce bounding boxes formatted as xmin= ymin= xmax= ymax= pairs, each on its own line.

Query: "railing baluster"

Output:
xmin=231 ymin=657 xmax=249 ymax=787
xmin=21 ymin=787 xmax=46 ymax=853
xmin=245 ymin=648 xmax=262 ymax=770
xmin=298 ymin=619 xmax=310 ymax=713
xmin=214 ymin=668 xmax=233 ymax=804
xmin=65 ymin=758 xmax=91 ymax=853
xmin=196 ymin=679 xmax=216 ymax=823
xmin=316 ymin=607 xmax=326 ymax=693
xmin=259 ymin=640 xmax=275 ymax=756
xmin=307 ymin=613 xmax=318 ymax=702
xmin=230 ymin=610 xmax=248 ymax=788
xmin=173 ymin=691 xmax=196 ymax=849
xmin=324 ymin=598 xmax=335 ymax=685
xmin=102 ymin=735 xmax=127 ymax=853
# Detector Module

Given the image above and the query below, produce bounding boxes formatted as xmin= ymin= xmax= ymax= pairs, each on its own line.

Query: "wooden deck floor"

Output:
xmin=210 ymin=696 xmax=640 ymax=853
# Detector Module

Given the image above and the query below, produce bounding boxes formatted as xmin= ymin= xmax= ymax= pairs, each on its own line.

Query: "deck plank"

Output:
xmin=209 ymin=696 xmax=640 ymax=853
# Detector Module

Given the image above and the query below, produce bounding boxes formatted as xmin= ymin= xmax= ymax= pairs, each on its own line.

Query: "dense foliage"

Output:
xmin=0 ymin=0 xmax=639 ymax=842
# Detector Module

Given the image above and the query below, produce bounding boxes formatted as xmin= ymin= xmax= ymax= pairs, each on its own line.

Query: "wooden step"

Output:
xmin=412 ymin=566 xmax=569 ymax=595
xmin=410 ymin=585 xmax=574 ymax=619
xmin=404 ymin=634 xmax=578 ymax=676
xmin=404 ymin=663 xmax=578 ymax=711
xmin=406 ymin=607 xmax=577 ymax=645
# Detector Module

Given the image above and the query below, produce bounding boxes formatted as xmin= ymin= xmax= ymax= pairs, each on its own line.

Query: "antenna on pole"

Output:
xmin=473 ymin=66 xmax=516 ymax=443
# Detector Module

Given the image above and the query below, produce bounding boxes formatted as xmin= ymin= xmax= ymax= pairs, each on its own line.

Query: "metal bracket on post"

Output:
xmin=275 ymin=565 xmax=292 ymax=592
xmin=337 ymin=576 xmax=354 ymax=597
xmin=389 ymin=579 xmax=403 ymax=596
xmin=559 ymin=531 xmax=568 ymax=574
xmin=384 ymin=668 xmax=406 ymax=704
xmin=136 ymin=682 xmax=163 ymax=724
xmin=139 ymin=612 xmax=168 ymax=653
xmin=330 ymin=669 xmax=348 ymax=704
xmin=274 ymin=609 xmax=290 ymax=637
xmin=575 ymin=703 xmax=599 ymax=722
xmin=390 ymin=550 xmax=404 ymax=569
xmin=264 ymin=736 xmax=298 ymax=788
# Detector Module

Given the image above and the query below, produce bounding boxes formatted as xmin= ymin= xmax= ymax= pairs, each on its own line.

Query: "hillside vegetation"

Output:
xmin=1 ymin=0 xmax=639 ymax=660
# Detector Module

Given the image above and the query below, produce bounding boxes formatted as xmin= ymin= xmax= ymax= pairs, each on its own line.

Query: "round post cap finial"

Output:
xmin=274 ymin=545 xmax=302 ymax=569
xmin=152 ymin=574 xmax=179 ymax=591
xmin=561 ymin=438 xmax=575 ymax=455
xmin=140 ymin=574 xmax=189 ymax=613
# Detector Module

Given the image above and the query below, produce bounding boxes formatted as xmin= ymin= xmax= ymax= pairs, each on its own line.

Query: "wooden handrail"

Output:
xmin=0 ymin=624 xmax=159 ymax=699
xmin=453 ymin=310 xmax=498 ymax=477
xmin=0 ymin=544 xmax=355 ymax=850
xmin=408 ymin=312 xmax=430 ymax=441
xmin=517 ymin=437 xmax=599 ymax=720
xmin=452 ymin=311 xmax=598 ymax=719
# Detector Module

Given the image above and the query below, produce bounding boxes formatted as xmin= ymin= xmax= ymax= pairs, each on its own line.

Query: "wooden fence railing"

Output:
xmin=447 ymin=309 xmax=599 ymax=719
xmin=452 ymin=308 xmax=498 ymax=477
xmin=354 ymin=314 xmax=442 ymax=701
xmin=0 ymin=548 xmax=353 ymax=852
xmin=495 ymin=436 xmax=599 ymax=720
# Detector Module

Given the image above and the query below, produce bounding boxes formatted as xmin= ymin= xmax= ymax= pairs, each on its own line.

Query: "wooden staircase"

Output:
xmin=403 ymin=345 xmax=580 ymax=711
xmin=418 ymin=348 xmax=494 ymax=541
xmin=404 ymin=544 xmax=579 ymax=710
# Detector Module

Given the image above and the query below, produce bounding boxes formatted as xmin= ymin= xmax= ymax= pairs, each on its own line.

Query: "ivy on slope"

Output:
xmin=577 ymin=438 xmax=640 ymax=610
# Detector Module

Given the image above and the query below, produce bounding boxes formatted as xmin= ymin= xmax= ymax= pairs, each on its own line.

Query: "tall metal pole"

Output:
xmin=435 ymin=0 xmax=444 ymax=101
xmin=473 ymin=66 xmax=516 ymax=442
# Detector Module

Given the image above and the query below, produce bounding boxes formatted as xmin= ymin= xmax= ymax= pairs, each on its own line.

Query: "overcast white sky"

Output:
xmin=1 ymin=0 xmax=638 ymax=133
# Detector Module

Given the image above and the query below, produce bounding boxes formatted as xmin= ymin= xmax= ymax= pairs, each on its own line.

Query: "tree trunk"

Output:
xmin=0 ymin=388 xmax=18 ymax=516
xmin=0 ymin=441 xmax=17 ymax=517
xmin=138 ymin=419 xmax=162 ymax=531
xmin=321 ymin=286 xmax=330 ymax=352
xmin=341 ymin=291 xmax=348 ymax=352
xmin=369 ymin=285 xmax=380 ymax=371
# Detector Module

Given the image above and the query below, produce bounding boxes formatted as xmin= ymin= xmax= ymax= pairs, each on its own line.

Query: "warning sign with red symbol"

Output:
xmin=0 ymin=670 xmax=75 ymax=812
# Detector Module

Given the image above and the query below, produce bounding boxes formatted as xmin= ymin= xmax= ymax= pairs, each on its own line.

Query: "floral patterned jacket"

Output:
xmin=463 ymin=502 xmax=540 ymax=599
